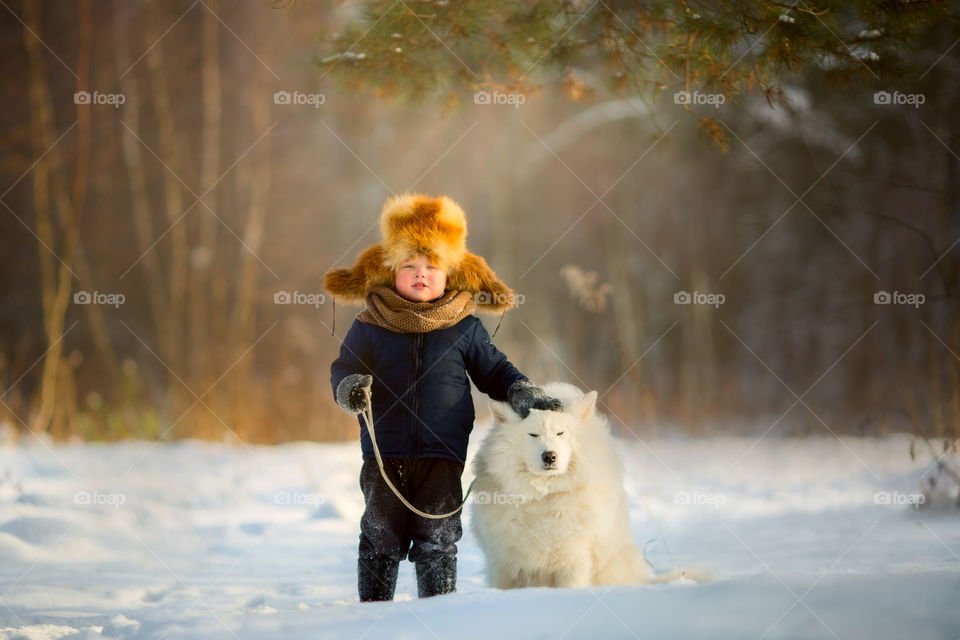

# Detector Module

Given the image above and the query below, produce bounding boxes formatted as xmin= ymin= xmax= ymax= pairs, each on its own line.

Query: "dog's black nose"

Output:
xmin=542 ymin=451 xmax=557 ymax=465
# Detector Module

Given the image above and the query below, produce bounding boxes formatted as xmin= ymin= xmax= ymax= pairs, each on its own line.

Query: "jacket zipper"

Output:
xmin=409 ymin=332 xmax=423 ymax=455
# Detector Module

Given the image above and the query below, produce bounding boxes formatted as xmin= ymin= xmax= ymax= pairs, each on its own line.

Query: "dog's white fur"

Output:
xmin=471 ymin=382 xmax=658 ymax=589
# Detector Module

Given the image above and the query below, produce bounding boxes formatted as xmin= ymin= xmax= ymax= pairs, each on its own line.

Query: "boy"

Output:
xmin=325 ymin=193 xmax=562 ymax=601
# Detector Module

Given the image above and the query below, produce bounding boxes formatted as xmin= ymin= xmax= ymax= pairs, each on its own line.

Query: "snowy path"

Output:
xmin=0 ymin=428 xmax=957 ymax=639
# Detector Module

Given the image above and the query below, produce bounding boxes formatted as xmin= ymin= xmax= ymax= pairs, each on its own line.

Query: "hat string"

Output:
xmin=491 ymin=310 xmax=505 ymax=338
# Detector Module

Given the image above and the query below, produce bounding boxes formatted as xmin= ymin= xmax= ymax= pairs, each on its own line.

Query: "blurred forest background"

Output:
xmin=1 ymin=0 xmax=958 ymax=447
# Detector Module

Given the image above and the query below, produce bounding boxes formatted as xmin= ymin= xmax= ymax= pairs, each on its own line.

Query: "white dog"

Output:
xmin=471 ymin=382 xmax=680 ymax=589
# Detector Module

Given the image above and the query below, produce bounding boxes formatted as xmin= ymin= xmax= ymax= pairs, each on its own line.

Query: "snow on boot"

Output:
xmin=415 ymin=556 xmax=456 ymax=598
xmin=358 ymin=555 xmax=399 ymax=602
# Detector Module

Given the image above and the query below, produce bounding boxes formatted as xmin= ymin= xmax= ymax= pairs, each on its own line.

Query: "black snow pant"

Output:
xmin=358 ymin=456 xmax=464 ymax=563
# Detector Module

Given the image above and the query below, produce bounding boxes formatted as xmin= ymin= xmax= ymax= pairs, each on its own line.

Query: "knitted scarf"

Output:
xmin=357 ymin=285 xmax=476 ymax=334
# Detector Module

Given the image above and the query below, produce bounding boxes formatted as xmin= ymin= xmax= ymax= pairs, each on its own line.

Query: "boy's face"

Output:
xmin=395 ymin=254 xmax=447 ymax=302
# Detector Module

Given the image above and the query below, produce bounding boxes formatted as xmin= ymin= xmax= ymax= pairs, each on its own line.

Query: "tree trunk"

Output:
xmin=229 ymin=14 xmax=275 ymax=440
xmin=69 ymin=0 xmax=122 ymax=390
xmin=187 ymin=0 xmax=222 ymax=393
xmin=23 ymin=0 xmax=79 ymax=435
xmin=113 ymin=0 xmax=170 ymax=377
xmin=145 ymin=1 xmax=189 ymax=424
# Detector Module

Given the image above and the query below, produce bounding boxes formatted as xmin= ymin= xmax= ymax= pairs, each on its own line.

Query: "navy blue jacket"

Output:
xmin=330 ymin=315 xmax=526 ymax=464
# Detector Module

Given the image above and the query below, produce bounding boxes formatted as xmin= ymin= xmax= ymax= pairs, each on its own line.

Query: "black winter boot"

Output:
xmin=415 ymin=556 xmax=456 ymax=598
xmin=358 ymin=555 xmax=399 ymax=602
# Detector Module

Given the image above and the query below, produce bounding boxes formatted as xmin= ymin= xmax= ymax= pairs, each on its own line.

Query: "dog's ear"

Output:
xmin=573 ymin=390 xmax=598 ymax=421
xmin=489 ymin=399 xmax=519 ymax=424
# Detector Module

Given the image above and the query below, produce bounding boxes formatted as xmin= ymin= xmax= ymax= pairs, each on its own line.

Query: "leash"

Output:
xmin=359 ymin=385 xmax=476 ymax=519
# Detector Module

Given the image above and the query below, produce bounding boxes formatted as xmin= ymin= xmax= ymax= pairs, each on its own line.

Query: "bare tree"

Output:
xmin=23 ymin=0 xmax=82 ymax=435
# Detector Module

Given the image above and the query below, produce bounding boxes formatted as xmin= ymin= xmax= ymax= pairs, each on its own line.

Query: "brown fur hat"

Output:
xmin=323 ymin=193 xmax=516 ymax=314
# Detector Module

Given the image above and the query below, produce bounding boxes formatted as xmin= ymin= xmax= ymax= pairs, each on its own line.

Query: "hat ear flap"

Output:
xmin=323 ymin=244 xmax=393 ymax=302
xmin=448 ymin=252 xmax=516 ymax=314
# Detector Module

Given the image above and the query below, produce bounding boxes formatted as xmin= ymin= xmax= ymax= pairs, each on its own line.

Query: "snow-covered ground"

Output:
xmin=0 ymin=424 xmax=957 ymax=640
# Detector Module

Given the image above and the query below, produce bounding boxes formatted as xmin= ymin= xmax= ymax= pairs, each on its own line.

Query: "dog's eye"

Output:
xmin=527 ymin=433 xmax=538 ymax=438
xmin=556 ymin=431 xmax=564 ymax=436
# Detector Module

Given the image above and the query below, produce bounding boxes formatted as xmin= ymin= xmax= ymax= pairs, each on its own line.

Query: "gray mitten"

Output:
xmin=336 ymin=373 xmax=373 ymax=415
xmin=507 ymin=380 xmax=563 ymax=419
